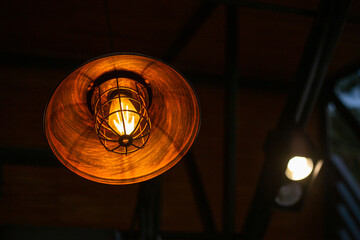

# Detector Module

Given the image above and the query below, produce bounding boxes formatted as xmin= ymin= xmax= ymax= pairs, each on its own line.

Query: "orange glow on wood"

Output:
xmin=44 ymin=54 xmax=200 ymax=185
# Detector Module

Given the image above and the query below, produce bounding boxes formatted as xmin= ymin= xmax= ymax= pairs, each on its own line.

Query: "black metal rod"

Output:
xmin=0 ymin=146 xmax=61 ymax=167
xmin=241 ymin=130 xmax=282 ymax=239
xmin=0 ymin=51 xmax=83 ymax=69
xmin=222 ymin=0 xmax=315 ymax=17
xmin=104 ymin=0 xmax=114 ymax=51
xmin=296 ymin=0 xmax=353 ymax=127
xmin=115 ymin=230 xmax=243 ymax=240
xmin=278 ymin=0 xmax=334 ymax=128
xmin=161 ymin=231 xmax=243 ymax=239
xmin=138 ymin=177 xmax=162 ymax=240
xmin=163 ymin=2 xmax=219 ymax=63
xmin=278 ymin=0 xmax=352 ymax=128
xmin=184 ymin=151 xmax=217 ymax=233
xmin=223 ymin=5 xmax=238 ymax=239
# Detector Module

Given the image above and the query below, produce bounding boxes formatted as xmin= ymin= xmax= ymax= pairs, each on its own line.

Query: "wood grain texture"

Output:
xmin=44 ymin=54 xmax=200 ymax=185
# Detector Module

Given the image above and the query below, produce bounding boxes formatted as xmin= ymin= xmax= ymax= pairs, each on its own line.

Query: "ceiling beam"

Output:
xmin=163 ymin=1 xmax=219 ymax=63
xmin=0 ymin=146 xmax=60 ymax=167
xmin=220 ymin=0 xmax=315 ymax=17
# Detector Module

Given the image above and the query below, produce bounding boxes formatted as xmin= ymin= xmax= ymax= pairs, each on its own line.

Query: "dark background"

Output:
xmin=0 ymin=0 xmax=360 ymax=239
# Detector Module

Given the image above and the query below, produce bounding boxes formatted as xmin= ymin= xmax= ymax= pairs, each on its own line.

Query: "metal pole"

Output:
xmin=135 ymin=3 xmax=219 ymax=239
xmin=138 ymin=177 xmax=162 ymax=240
xmin=163 ymin=2 xmax=219 ymax=63
xmin=185 ymin=151 xmax=217 ymax=233
xmin=296 ymin=0 xmax=353 ymax=127
xmin=278 ymin=0 xmax=352 ymax=128
xmin=223 ymin=5 xmax=239 ymax=239
xmin=222 ymin=0 xmax=315 ymax=17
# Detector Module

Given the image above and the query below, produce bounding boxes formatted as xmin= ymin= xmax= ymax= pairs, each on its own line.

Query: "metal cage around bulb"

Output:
xmin=44 ymin=53 xmax=200 ymax=185
xmin=90 ymin=75 xmax=151 ymax=154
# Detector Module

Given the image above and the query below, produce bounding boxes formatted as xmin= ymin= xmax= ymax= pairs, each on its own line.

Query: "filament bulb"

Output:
xmin=108 ymin=97 xmax=140 ymax=136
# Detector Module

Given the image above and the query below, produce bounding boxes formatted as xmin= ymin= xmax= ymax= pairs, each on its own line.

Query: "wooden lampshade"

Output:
xmin=44 ymin=53 xmax=200 ymax=185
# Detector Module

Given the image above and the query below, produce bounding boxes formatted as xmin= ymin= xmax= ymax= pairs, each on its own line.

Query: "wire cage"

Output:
xmin=89 ymin=72 xmax=151 ymax=155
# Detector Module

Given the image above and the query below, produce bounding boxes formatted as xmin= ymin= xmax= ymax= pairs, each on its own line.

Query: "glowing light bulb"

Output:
xmin=285 ymin=156 xmax=313 ymax=181
xmin=108 ymin=98 xmax=139 ymax=136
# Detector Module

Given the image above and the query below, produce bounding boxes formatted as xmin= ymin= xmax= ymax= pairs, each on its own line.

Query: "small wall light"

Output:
xmin=270 ymin=127 xmax=322 ymax=208
xmin=44 ymin=53 xmax=200 ymax=185
xmin=285 ymin=156 xmax=314 ymax=181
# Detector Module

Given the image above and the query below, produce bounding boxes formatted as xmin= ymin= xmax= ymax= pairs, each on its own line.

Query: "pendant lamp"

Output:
xmin=44 ymin=53 xmax=200 ymax=185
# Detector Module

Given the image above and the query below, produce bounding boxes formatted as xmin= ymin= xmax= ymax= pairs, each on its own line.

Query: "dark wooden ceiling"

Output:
xmin=2 ymin=0 xmax=359 ymax=80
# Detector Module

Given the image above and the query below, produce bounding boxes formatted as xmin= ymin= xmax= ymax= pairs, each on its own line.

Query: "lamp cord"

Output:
xmin=104 ymin=0 xmax=114 ymax=51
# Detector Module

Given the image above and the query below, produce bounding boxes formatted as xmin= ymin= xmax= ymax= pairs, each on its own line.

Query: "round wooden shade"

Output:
xmin=44 ymin=53 xmax=200 ymax=185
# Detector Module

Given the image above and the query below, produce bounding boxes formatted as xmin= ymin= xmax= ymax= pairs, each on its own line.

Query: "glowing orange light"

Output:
xmin=44 ymin=54 xmax=200 ymax=185
xmin=108 ymin=98 xmax=139 ymax=136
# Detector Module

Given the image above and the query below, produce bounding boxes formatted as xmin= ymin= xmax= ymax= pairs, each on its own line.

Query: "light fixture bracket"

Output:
xmin=86 ymin=70 xmax=152 ymax=115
